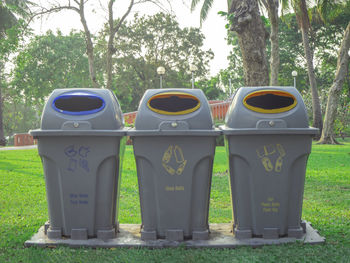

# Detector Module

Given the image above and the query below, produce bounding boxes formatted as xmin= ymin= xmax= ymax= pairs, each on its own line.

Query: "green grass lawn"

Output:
xmin=0 ymin=139 xmax=349 ymax=262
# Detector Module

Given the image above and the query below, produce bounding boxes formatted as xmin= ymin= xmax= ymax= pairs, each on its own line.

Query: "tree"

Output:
xmin=275 ymin=9 xmax=349 ymax=137
xmin=11 ymin=31 xmax=91 ymax=106
xmin=220 ymin=31 xmax=244 ymax=95
xmin=192 ymin=0 xmax=269 ymax=86
xmin=5 ymin=30 xmax=92 ymax=136
xmin=2 ymin=99 xmax=41 ymax=137
xmin=227 ymin=0 xmax=270 ymax=86
xmin=95 ymin=13 xmax=214 ymax=111
xmin=196 ymin=76 xmax=226 ymax=100
xmin=318 ymin=27 xmax=350 ymax=143
xmin=282 ymin=0 xmax=324 ymax=135
xmin=260 ymin=0 xmax=280 ymax=85
xmin=0 ymin=0 xmax=29 ymax=145
xmin=275 ymin=14 xmax=306 ymax=88
xmin=31 ymin=0 xmax=168 ymax=90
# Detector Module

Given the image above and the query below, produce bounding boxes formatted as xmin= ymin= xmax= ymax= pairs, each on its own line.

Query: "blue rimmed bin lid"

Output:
xmin=52 ymin=91 xmax=106 ymax=115
xmin=32 ymin=88 xmax=124 ymax=131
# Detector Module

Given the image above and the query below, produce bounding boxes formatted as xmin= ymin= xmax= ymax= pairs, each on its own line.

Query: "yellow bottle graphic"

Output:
xmin=174 ymin=145 xmax=185 ymax=163
xmin=162 ymin=163 xmax=176 ymax=175
xmin=162 ymin=145 xmax=173 ymax=164
xmin=162 ymin=145 xmax=187 ymax=175
xmin=176 ymin=160 xmax=187 ymax=175
xmin=275 ymin=156 xmax=283 ymax=172
xmin=261 ymin=157 xmax=274 ymax=172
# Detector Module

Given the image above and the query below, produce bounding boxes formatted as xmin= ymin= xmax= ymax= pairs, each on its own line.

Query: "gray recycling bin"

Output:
xmin=221 ymin=87 xmax=318 ymax=239
xmin=128 ymin=89 xmax=220 ymax=241
xmin=30 ymin=88 xmax=126 ymax=240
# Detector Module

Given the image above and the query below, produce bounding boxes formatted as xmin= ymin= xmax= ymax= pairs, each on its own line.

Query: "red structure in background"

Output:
xmin=209 ymin=101 xmax=231 ymax=122
xmin=12 ymin=101 xmax=231 ymax=146
xmin=122 ymin=100 xmax=231 ymax=145
xmin=14 ymin=133 xmax=36 ymax=146
xmin=124 ymin=111 xmax=138 ymax=125
xmin=123 ymin=100 xmax=231 ymax=125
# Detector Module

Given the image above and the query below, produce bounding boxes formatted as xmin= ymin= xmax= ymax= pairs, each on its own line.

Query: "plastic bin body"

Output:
xmin=222 ymin=86 xmax=318 ymax=239
xmin=31 ymin=88 xmax=125 ymax=240
xmin=129 ymin=89 xmax=220 ymax=240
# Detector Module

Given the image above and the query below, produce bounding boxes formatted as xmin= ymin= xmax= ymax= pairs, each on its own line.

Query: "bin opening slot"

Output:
xmin=53 ymin=92 xmax=105 ymax=115
xmin=243 ymin=90 xmax=297 ymax=113
xmin=148 ymin=92 xmax=200 ymax=115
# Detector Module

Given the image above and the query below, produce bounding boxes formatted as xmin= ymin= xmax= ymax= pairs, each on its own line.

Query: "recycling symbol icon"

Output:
xmin=162 ymin=145 xmax=187 ymax=175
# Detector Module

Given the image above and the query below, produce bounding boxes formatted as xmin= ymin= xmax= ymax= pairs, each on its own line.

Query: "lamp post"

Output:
xmin=189 ymin=64 xmax=198 ymax=89
xmin=157 ymin=66 xmax=165 ymax=89
xmin=229 ymin=78 xmax=232 ymax=97
xmin=292 ymin=71 xmax=298 ymax=88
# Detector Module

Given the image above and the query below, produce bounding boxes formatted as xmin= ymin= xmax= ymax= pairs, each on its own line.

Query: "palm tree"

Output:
xmin=319 ymin=21 xmax=350 ymax=144
xmin=192 ymin=0 xmax=282 ymax=86
xmin=191 ymin=0 xmax=270 ymax=86
xmin=193 ymin=0 xmax=330 ymax=136
xmin=282 ymin=0 xmax=324 ymax=135
xmin=0 ymin=0 xmax=29 ymax=146
xmin=191 ymin=0 xmax=214 ymax=26
xmin=317 ymin=1 xmax=350 ymax=144
xmin=260 ymin=0 xmax=280 ymax=86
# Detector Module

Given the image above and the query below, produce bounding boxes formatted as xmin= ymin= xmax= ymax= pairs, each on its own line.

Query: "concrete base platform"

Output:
xmin=25 ymin=222 xmax=325 ymax=248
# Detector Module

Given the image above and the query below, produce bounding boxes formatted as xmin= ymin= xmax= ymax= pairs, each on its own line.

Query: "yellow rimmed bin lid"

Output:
xmin=134 ymin=89 xmax=214 ymax=130
xmin=147 ymin=92 xmax=201 ymax=115
xmin=243 ymin=90 xmax=297 ymax=114
xmin=224 ymin=87 xmax=311 ymax=129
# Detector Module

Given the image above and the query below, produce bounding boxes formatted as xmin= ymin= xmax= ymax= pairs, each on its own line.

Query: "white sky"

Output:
xmin=32 ymin=0 xmax=230 ymax=77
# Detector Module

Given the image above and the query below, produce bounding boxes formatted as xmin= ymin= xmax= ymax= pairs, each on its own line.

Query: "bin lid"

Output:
xmin=222 ymin=86 xmax=319 ymax=134
xmin=37 ymin=88 xmax=124 ymax=131
xmin=133 ymin=89 xmax=215 ymax=132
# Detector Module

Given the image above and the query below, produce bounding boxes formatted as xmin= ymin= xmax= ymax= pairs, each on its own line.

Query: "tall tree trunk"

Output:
xmin=78 ymin=0 xmax=98 ymax=88
xmin=0 ymin=89 xmax=5 ymax=146
xmin=106 ymin=37 xmax=114 ymax=91
xmin=262 ymin=0 xmax=279 ymax=86
xmin=296 ymin=0 xmax=323 ymax=137
xmin=319 ymin=22 xmax=350 ymax=144
xmin=30 ymin=1 xmax=99 ymax=88
xmin=301 ymin=27 xmax=323 ymax=135
xmin=106 ymin=0 xmax=134 ymax=90
xmin=0 ymin=67 xmax=6 ymax=146
xmin=228 ymin=0 xmax=269 ymax=86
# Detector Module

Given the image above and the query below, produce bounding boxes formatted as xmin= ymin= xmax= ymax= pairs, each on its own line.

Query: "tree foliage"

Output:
xmin=0 ymin=0 xmax=30 ymax=145
xmin=3 ymin=30 xmax=91 ymax=136
xmin=95 ymin=13 xmax=214 ymax=111
xmin=11 ymin=30 xmax=91 ymax=106
xmin=195 ymin=76 xmax=225 ymax=100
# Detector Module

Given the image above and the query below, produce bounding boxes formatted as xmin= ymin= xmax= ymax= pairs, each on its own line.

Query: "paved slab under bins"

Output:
xmin=25 ymin=222 xmax=325 ymax=248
